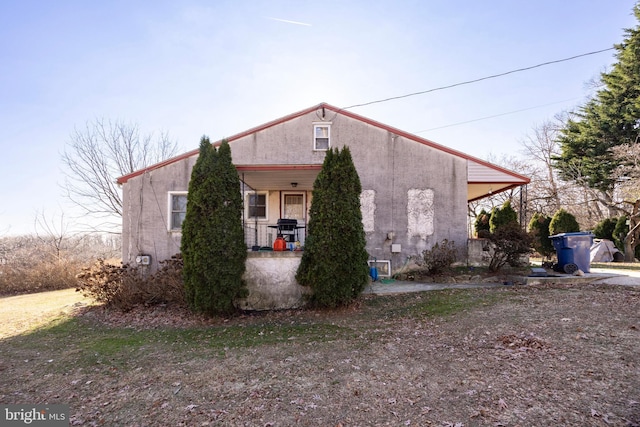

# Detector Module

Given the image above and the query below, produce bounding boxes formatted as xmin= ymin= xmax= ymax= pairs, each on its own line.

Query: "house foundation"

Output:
xmin=237 ymin=251 xmax=310 ymax=311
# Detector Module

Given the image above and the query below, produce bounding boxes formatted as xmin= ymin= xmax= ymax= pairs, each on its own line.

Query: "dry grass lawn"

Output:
xmin=0 ymin=288 xmax=92 ymax=339
xmin=0 ymin=283 xmax=639 ymax=426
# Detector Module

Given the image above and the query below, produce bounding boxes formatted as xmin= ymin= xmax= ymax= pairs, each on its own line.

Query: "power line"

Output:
xmin=414 ymin=97 xmax=580 ymax=133
xmin=341 ymin=48 xmax=615 ymax=110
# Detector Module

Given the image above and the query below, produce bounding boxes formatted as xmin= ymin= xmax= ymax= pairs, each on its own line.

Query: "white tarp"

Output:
xmin=590 ymin=239 xmax=621 ymax=263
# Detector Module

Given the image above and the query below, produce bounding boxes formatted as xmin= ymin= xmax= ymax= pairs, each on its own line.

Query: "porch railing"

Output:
xmin=244 ymin=223 xmax=274 ymax=249
xmin=243 ymin=223 xmax=306 ymax=248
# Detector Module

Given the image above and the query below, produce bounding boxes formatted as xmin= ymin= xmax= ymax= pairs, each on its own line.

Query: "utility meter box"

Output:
xmin=135 ymin=255 xmax=151 ymax=265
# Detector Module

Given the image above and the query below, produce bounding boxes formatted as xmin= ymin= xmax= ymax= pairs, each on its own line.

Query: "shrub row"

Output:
xmin=0 ymin=259 xmax=81 ymax=295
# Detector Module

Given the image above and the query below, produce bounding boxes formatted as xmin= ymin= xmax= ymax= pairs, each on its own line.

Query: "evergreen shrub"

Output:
xmin=593 ymin=217 xmax=618 ymax=241
xmin=182 ymin=138 xmax=247 ymax=316
xmin=549 ymin=208 xmax=580 ymax=235
xmin=296 ymin=147 xmax=369 ymax=308
xmin=528 ymin=212 xmax=554 ymax=259
xmin=489 ymin=200 xmax=518 ymax=233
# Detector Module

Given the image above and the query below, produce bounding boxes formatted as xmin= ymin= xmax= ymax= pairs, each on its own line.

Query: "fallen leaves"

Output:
xmin=2 ymin=284 xmax=639 ymax=426
xmin=496 ymin=333 xmax=547 ymax=351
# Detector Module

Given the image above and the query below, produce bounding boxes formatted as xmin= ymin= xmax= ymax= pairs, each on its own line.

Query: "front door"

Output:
xmin=282 ymin=193 xmax=305 ymax=243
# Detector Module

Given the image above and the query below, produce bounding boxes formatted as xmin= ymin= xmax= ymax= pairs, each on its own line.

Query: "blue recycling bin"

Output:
xmin=549 ymin=232 xmax=595 ymax=273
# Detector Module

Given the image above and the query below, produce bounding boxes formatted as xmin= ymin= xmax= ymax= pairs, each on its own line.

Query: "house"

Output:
xmin=117 ymin=102 xmax=529 ymax=280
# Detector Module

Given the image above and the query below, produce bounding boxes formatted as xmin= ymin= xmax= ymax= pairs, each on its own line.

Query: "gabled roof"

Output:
xmin=116 ymin=102 xmax=529 ymax=201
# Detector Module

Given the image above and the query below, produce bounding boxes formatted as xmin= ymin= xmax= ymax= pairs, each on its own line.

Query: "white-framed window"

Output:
xmin=313 ymin=123 xmax=331 ymax=150
xmin=168 ymin=191 xmax=188 ymax=231
xmin=246 ymin=192 xmax=268 ymax=220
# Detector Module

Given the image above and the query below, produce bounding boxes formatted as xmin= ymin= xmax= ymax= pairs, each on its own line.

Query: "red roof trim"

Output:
xmin=116 ymin=102 xmax=530 ymax=185
xmin=116 ymin=148 xmax=199 ymax=184
xmin=328 ymin=105 xmax=530 ymax=185
xmin=116 ymin=104 xmax=326 ymax=184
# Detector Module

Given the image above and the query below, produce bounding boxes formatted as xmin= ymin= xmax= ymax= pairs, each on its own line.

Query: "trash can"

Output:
xmin=549 ymin=232 xmax=595 ymax=273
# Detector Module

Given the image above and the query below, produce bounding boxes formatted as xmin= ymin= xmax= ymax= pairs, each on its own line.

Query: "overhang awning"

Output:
xmin=467 ymin=160 xmax=529 ymax=202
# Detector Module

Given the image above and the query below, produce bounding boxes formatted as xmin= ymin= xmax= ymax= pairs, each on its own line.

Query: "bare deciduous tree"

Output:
xmin=61 ymin=119 xmax=178 ymax=232
xmin=517 ymin=117 xmax=615 ymax=229
xmin=520 ymin=118 xmax=564 ymax=214
xmin=611 ymin=143 xmax=640 ymax=261
xmin=34 ymin=209 xmax=73 ymax=261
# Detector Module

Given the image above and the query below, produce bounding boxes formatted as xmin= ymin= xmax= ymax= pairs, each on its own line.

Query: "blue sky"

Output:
xmin=0 ymin=0 xmax=637 ymax=235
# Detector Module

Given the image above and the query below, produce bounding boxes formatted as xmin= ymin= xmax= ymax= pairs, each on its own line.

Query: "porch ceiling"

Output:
xmin=237 ymin=165 xmax=321 ymax=191
xmin=468 ymin=183 xmax=521 ymax=203
xmin=236 ymin=163 xmax=528 ymax=202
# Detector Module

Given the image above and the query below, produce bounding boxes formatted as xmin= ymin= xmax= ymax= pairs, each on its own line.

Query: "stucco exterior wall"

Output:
xmin=121 ymin=108 xmax=468 ymax=273
xmin=121 ymin=155 xmax=196 ymax=268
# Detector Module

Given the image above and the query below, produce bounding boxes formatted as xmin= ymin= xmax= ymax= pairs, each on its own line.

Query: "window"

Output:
xmin=283 ymin=194 xmax=304 ymax=220
xmin=247 ymin=193 xmax=267 ymax=219
xmin=313 ymin=123 xmax=331 ymax=150
xmin=169 ymin=192 xmax=187 ymax=231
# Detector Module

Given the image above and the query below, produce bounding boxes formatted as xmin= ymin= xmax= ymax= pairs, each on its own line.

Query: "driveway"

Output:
xmin=589 ymin=267 xmax=640 ymax=287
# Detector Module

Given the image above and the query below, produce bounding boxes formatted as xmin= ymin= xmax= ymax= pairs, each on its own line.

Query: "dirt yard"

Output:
xmin=1 ymin=283 xmax=639 ymax=426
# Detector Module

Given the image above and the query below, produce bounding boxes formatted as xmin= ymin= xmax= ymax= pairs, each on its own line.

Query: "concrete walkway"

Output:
xmin=588 ymin=267 xmax=640 ymax=287
xmin=363 ymin=281 xmax=502 ymax=295
xmin=363 ymin=267 xmax=640 ymax=295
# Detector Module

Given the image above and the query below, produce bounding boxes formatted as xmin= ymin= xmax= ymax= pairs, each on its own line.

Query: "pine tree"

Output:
xmin=182 ymin=138 xmax=247 ymax=315
xmin=296 ymin=147 xmax=369 ymax=307
xmin=555 ymin=4 xmax=640 ymax=195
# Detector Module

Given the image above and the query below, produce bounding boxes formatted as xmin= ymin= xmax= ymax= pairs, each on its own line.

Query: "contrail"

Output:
xmin=266 ymin=17 xmax=312 ymax=26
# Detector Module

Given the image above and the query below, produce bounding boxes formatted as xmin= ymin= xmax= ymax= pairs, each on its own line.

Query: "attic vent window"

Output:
xmin=313 ymin=123 xmax=331 ymax=150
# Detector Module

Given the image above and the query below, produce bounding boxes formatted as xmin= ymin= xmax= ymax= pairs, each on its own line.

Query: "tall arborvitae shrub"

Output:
xmin=489 ymin=200 xmax=518 ymax=233
xmin=549 ymin=208 xmax=580 ymax=235
xmin=182 ymin=138 xmax=247 ymax=316
xmin=296 ymin=147 xmax=369 ymax=308
xmin=528 ymin=212 xmax=554 ymax=259
xmin=182 ymin=137 xmax=213 ymax=309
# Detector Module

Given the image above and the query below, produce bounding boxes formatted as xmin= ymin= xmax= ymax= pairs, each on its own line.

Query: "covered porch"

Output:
xmin=238 ymin=164 xmax=321 ymax=249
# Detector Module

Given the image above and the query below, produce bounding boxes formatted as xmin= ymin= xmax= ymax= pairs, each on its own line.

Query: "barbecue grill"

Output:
xmin=275 ymin=218 xmax=302 ymax=242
